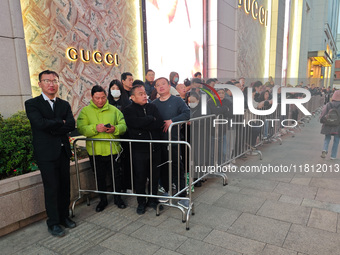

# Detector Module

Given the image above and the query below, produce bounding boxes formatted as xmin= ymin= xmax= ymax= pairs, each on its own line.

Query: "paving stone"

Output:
xmin=261 ymin=244 xmax=297 ymax=255
xmin=315 ymin=188 xmax=340 ymax=204
xmin=214 ymin=192 xmax=266 ymax=214
xmin=204 ymin=229 xmax=266 ymax=254
xmin=130 ymin=225 xmax=187 ymax=251
xmin=0 ymin=220 xmax=47 ymax=254
xmin=283 ymin=224 xmax=340 ymax=255
xmin=202 ymin=178 xmax=241 ymax=191
xmin=86 ymin=208 xmax=135 ymax=231
xmin=120 ymin=221 xmax=144 ymax=235
xmin=258 ymin=172 xmax=295 ymax=183
xmin=228 ymin=213 xmax=291 ymax=246
xmin=290 ymin=176 xmax=312 ymax=186
xmin=302 ymin=198 xmax=340 ymax=213
xmin=307 ymin=208 xmax=337 ymax=232
xmin=310 ymin=178 xmax=340 ymax=191
xmin=158 ymin=217 xmax=212 ymax=240
xmin=188 ymin=203 xmax=241 ymax=231
xmin=279 ymin=195 xmax=303 ymax=205
xmin=13 ymin=243 xmax=59 ymax=255
xmin=239 ymin=187 xmax=281 ymax=200
xmin=231 ymin=178 xmax=278 ymax=192
xmin=99 ymin=250 xmax=122 ymax=255
xmin=100 ymin=233 xmax=159 ymax=255
xmin=82 ymin=245 xmax=111 ymax=255
xmin=177 ymin=238 xmax=241 ymax=255
xmin=38 ymin=233 xmax=96 ymax=255
xmin=153 ymin=247 xmax=183 ymax=255
xmin=273 ymin=182 xmax=318 ymax=199
xmin=138 ymin=209 xmax=169 ymax=227
xmin=194 ymin=188 xmax=227 ymax=204
xmin=67 ymin=221 xmax=114 ymax=245
xmin=257 ymin=200 xmax=311 ymax=225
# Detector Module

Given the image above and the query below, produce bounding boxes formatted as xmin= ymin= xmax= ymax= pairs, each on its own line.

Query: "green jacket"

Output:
xmin=77 ymin=100 xmax=127 ymax=156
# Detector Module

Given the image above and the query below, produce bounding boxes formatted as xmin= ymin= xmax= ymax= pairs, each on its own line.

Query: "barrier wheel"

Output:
xmin=156 ymin=213 xmax=160 ymax=216
xmin=182 ymin=220 xmax=186 ymax=223
xmin=186 ymin=227 xmax=190 ymax=231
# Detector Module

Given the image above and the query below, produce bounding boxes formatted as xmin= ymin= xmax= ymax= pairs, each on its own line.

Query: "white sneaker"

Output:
xmin=321 ymin=151 xmax=327 ymax=158
xmin=330 ymin=157 xmax=337 ymax=160
xmin=158 ymin=192 xmax=169 ymax=203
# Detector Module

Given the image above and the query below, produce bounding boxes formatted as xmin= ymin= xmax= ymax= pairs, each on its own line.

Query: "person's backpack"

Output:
xmin=321 ymin=103 xmax=340 ymax=126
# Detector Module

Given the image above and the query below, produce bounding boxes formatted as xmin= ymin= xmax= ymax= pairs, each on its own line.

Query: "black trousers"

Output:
xmin=160 ymin=144 xmax=186 ymax=197
xmin=37 ymin=146 xmax=70 ymax=227
xmin=132 ymin=147 xmax=161 ymax=204
xmin=89 ymin=154 xmax=123 ymax=201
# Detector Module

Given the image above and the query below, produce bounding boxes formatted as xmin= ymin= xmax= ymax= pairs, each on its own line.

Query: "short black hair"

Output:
xmin=154 ymin=77 xmax=170 ymax=86
xmin=184 ymin=78 xmax=191 ymax=87
xmin=131 ymin=84 xmax=145 ymax=95
xmin=206 ymin=78 xmax=215 ymax=85
xmin=191 ymin=78 xmax=203 ymax=84
xmin=253 ymin=81 xmax=263 ymax=88
xmin=132 ymin=79 xmax=145 ymax=86
xmin=91 ymin=85 xmax=106 ymax=96
xmin=121 ymin=72 xmax=133 ymax=81
xmin=145 ymin=69 xmax=155 ymax=75
xmin=189 ymin=91 xmax=200 ymax=100
xmin=194 ymin=72 xmax=201 ymax=77
xmin=39 ymin=70 xmax=59 ymax=81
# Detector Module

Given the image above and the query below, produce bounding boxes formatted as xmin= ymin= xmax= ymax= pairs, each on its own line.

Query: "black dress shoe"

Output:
xmin=48 ymin=225 xmax=65 ymax=237
xmin=194 ymin=180 xmax=202 ymax=187
xmin=96 ymin=200 xmax=108 ymax=212
xmin=136 ymin=203 xmax=146 ymax=215
xmin=61 ymin=217 xmax=76 ymax=228
xmin=114 ymin=196 xmax=126 ymax=209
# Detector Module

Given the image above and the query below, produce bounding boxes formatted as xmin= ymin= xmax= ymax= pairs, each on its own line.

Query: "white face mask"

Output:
xmin=111 ymin=90 xmax=121 ymax=98
xmin=189 ymin=102 xmax=198 ymax=108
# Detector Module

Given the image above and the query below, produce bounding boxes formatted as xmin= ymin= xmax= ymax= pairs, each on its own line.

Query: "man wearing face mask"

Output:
xmin=107 ymin=79 xmax=131 ymax=111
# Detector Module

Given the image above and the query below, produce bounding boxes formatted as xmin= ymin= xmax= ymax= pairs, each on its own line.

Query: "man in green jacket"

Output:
xmin=77 ymin=85 xmax=127 ymax=212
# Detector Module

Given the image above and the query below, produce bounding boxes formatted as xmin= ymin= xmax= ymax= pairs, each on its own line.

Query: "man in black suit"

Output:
xmin=25 ymin=70 xmax=76 ymax=237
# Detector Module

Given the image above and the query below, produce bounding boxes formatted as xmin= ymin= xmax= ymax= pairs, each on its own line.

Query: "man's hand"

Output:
xmin=163 ymin=120 xmax=173 ymax=132
xmin=96 ymin=124 xmax=107 ymax=133
xmin=105 ymin=125 xmax=116 ymax=133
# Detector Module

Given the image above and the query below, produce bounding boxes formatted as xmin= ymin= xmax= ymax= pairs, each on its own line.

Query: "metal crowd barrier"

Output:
xmin=71 ymin=138 xmax=194 ymax=230
xmin=168 ymin=115 xmax=228 ymax=187
xmin=296 ymin=95 xmax=324 ymax=124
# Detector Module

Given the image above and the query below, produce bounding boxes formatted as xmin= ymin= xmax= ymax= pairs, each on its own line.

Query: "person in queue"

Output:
xmin=123 ymin=85 xmax=164 ymax=214
xmin=152 ymin=77 xmax=190 ymax=207
xmin=107 ymin=79 xmax=130 ymax=111
xmin=121 ymin=72 xmax=134 ymax=97
xmin=144 ymin=69 xmax=156 ymax=96
xmin=77 ymin=85 xmax=127 ymax=212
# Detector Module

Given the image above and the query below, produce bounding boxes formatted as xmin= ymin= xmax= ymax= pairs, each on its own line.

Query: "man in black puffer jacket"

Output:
xmin=123 ymin=85 xmax=164 ymax=214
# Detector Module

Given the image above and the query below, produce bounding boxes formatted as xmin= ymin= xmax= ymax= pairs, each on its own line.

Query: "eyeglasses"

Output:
xmin=41 ymin=79 xmax=59 ymax=84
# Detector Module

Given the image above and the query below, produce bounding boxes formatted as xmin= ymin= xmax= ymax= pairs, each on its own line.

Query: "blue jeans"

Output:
xmin=323 ymin=134 xmax=340 ymax=158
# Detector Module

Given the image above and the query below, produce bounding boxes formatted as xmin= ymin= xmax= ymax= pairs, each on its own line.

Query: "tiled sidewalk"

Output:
xmin=2 ymin=115 xmax=340 ymax=255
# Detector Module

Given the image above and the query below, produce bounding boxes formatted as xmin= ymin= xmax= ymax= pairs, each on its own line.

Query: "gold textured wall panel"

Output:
xmin=20 ymin=0 xmax=141 ymax=117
